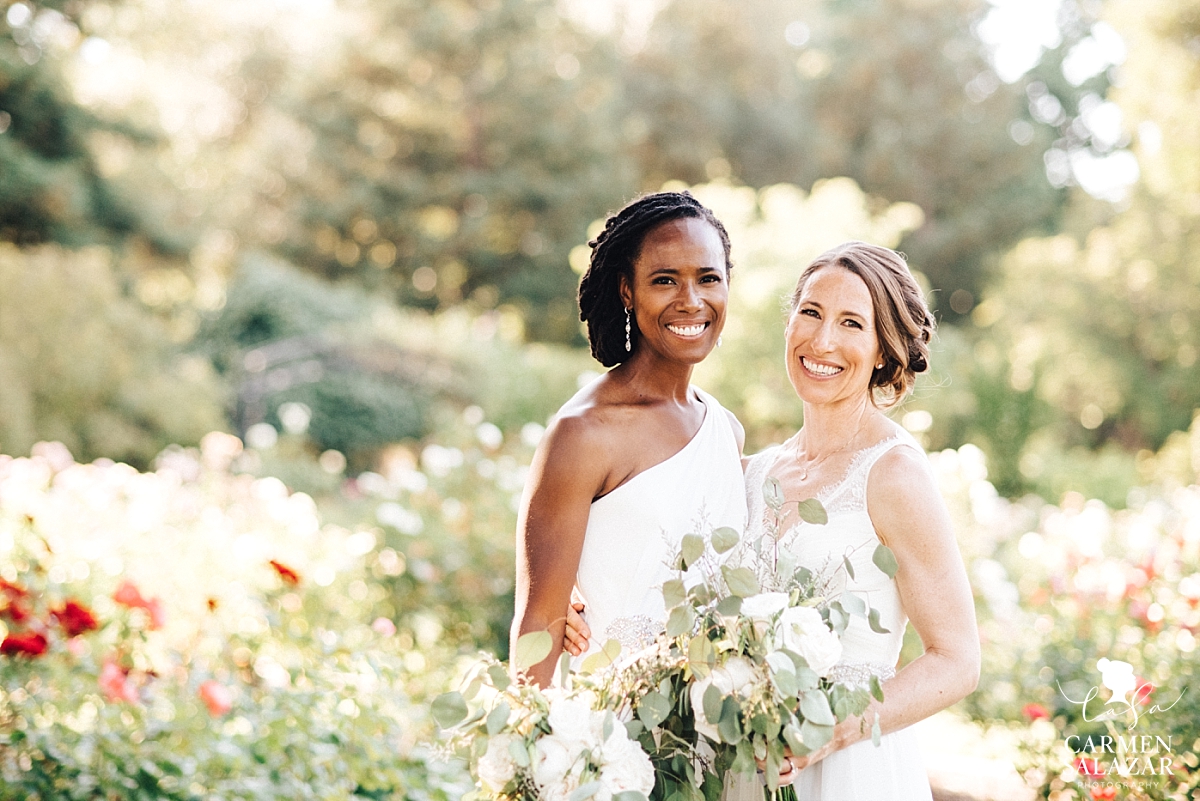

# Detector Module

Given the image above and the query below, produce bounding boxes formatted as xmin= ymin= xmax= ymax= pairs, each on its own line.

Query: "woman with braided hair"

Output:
xmin=511 ymin=190 xmax=748 ymax=688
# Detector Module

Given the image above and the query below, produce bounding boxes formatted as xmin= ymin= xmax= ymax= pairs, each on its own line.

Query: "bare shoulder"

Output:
xmin=866 ymin=436 xmax=952 ymax=548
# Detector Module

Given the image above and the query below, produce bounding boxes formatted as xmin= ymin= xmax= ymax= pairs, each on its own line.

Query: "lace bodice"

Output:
xmin=743 ymin=429 xmax=923 ymax=672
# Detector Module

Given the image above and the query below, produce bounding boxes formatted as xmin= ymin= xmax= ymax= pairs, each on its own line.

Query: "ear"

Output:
xmin=618 ymin=273 xmax=633 ymax=310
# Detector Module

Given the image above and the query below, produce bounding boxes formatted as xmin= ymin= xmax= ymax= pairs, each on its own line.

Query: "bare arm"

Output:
xmin=511 ymin=414 xmax=609 ymax=685
xmin=795 ymin=445 xmax=980 ymax=765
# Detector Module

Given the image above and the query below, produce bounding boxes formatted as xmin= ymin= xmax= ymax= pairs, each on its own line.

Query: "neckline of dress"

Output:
xmin=767 ymin=431 xmax=905 ymax=508
xmin=592 ymin=389 xmax=711 ymax=505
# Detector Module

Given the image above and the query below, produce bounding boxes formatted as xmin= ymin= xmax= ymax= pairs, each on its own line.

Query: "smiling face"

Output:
xmin=785 ymin=265 xmax=883 ymax=407
xmin=619 ymin=217 xmax=728 ymax=366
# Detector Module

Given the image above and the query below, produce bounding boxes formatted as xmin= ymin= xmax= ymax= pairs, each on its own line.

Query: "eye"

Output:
xmin=651 ymin=276 xmax=675 ymax=285
xmin=700 ymin=273 xmax=723 ymax=283
xmin=800 ymin=308 xmax=820 ymax=318
xmin=844 ymin=319 xmax=864 ymax=330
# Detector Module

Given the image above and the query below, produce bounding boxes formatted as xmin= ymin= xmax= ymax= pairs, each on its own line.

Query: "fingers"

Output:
xmin=562 ymin=603 xmax=591 ymax=657
xmin=776 ymin=757 xmax=797 ymax=787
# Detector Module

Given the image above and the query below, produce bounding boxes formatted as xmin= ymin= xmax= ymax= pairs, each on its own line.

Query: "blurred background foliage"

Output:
xmin=3 ymin=0 xmax=1196 ymax=504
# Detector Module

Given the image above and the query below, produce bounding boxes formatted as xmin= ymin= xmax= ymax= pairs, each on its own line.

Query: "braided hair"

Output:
xmin=789 ymin=242 xmax=935 ymax=408
xmin=578 ymin=191 xmax=733 ymax=367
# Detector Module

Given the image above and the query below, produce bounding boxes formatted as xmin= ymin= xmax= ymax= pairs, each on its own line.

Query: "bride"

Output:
xmin=565 ymin=241 xmax=979 ymax=799
xmin=511 ymin=190 xmax=747 ymax=687
xmin=738 ymin=241 xmax=980 ymax=799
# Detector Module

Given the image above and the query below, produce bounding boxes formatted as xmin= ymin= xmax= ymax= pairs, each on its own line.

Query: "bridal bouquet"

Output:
xmin=435 ymin=478 xmax=898 ymax=800
xmin=432 ymin=647 xmax=657 ymax=801
xmin=624 ymin=477 xmax=898 ymax=797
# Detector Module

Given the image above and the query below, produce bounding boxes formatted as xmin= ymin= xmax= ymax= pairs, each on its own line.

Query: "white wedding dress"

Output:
xmin=736 ymin=430 xmax=934 ymax=801
xmin=572 ymin=387 xmax=747 ymax=665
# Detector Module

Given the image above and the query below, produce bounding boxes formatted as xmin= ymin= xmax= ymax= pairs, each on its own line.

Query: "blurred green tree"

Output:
xmin=0 ymin=245 xmax=225 ymax=465
xmin=0 ymin=0 xmax=171 ymax=249
xmin=249 ymin=0 xmax=636 ymax=342
xmin=626 ymin=0 xmax=1067 ymax=313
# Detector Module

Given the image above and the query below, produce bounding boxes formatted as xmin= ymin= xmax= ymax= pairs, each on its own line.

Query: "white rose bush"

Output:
xmin=436 ymin=477 xmax=895 ymax=800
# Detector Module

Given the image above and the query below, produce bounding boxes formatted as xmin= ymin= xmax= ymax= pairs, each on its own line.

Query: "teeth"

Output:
xmin=667 ymin=323 xmax=707 ymax=337
xmin=802 ymin=356 xmax=843 ymax=376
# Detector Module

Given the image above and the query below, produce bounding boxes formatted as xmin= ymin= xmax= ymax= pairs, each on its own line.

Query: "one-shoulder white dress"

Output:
xmin=573 ymin=387 xmax=747 ymax=665
xmin=739 ymin=431 xmax=934 ymax=801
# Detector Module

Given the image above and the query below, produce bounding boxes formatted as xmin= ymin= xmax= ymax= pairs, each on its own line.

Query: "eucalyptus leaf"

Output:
xmin=839 ymin=592 xmax=866 ymax=617
xmin=569 ymin=780 xmax=603 ymax=801
xmin=580 ymin=638 xmax=622 ymax=674
xmin=662 ymin=578 xmax=687 ymax=608
xmin=509 ymin=738 xmax=530 ymax=767
xmin=624 ymin=720 xmax=644 ymax=740
xmin=715 ymin=595 xmax=742 ymax=616
xmin=710 ymin=526 xmax=740 ymax=554
xmin=637 ymin=691 xmax=671 ymax=729
xmin=462 ymin=676 xmax=482 ymax=701
xmin=796 ymin=498 xmax=828 ymax=525
xmin=841 ymin=554 xmax=856 ymax=581
xmin=721 ymin=565 xmax=759 ymax=598
xmin=430 ymin=692 xmax=468 ymax=729
xmin=559 ymin=651 xmax=572 ymax=686
xmin=688 ymin=634 xmax=716 ymax=674
xmin=666 ymin=604 xmax=695 ymax=637
xmin=868 ymin=607 xmax=891 ymax=634
xmin=763 ymin=476 xmax=784 ymax=510
xmin=870 ymin=673 xmax=885 ymax=703
xmin=872 ymin=544 xmax=899 ymax=578
xmin=717 ymin=696 xmax=742 ymax=744
xmin=770 ymin=664 xmax=798 ymax=698
xmin=486 ymin=701 xmax=511 ymax=735
xmin=826 ymin=603 xmax=848 ymax=634
xmin=681 ymin=534 xmax=705 ymax=568
xmin=703 ymin=685 xmax=724 ymax=726
xmin=799 ymin=691 xmax=836 ymax=726
xmin=800 ymin=719 xmax=834 ymax=750
xmin=513 ymin=630 xmax=553 ymax=672
xmin=783 ymin=723 xmax=810 ymax=757
xmin=486 ymin=664 xmax=510 ymax=692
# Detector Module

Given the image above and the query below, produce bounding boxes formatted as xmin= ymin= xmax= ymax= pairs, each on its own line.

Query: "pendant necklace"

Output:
xmin=795 ymin=427 xmax=863 ymax=481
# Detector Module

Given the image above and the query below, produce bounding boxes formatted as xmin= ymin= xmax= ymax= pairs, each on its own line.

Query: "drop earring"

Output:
xmin=718 ymin=335 xmax=723 ymax=348
xmin=625 ymin=308 xmax=632 ymax=352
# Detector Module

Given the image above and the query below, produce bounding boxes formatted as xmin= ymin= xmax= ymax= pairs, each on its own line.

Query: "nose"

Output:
xmin=676 ymin=280 xmax=702 ymax=311
xmin=811 ymin=319 xmax=835 ymax=353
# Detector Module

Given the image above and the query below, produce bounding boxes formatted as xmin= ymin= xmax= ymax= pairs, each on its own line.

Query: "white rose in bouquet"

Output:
xmin=776 ymin=606 xmax=842 ymax=676
xmin=597 ymin=728 xmax=655 ymax=797
xmin=689 ymin=655 xmax=761 ymax=742
xmin=476 ymin=733 xmax=517 ymax=791
xmin=739 ymin=592 xmax=790 ymax=620
xmin=547 ymin=696 xmax=596 ymax=747
xmin=533 ymin=734 xmax=579 ymax=789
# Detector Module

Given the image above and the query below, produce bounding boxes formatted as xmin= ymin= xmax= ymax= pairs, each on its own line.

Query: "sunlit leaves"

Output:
xmin=721 ymin=566 xmax=759 ymax=598
xmin=513 ymin=630 xmax=552 ymax=672
xmin=431 ymin=691 xmax=468 ymax=728
xmin=796 ymin=498 xmax=828 ymax=525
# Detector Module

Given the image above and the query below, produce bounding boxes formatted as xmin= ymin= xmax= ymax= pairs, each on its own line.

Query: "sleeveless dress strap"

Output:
xmin=820 ymin=430 xmax=922 ymax=516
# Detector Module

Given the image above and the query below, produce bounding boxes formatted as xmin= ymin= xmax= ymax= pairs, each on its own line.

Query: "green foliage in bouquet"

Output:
xmin=435 ymin=478 xmax=900 ymax=801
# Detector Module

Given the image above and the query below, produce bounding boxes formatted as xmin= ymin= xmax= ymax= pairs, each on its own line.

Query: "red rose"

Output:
xmin=1 ymin=631 xmax=48 ymax=657
xmin=145 ymin=598 xmax=166 ymax=630
xmin=1091 ymin=785 xmax=1117 ymax=800
xmin=1074 ymin=756 xmax=1105 ymax=778
xmin=1133 ymin=679 xmax=1154 ymax=705
xmin=198 ymin=680 xmax=233 ymax=717
xmin=0 ymin=579 xmax=28 ymax=599
xmin=1021 ymin=703 xmax=1050 ymax=721
xmin=269 ymin=560 xmax=301 ymax=585
xmin=53 ymin=600 xmax=99 ymax=637
xmin=99 ymin=660 xmax=138 ymax=704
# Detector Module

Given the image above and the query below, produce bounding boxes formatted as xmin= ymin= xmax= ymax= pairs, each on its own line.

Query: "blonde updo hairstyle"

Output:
xmin=790 ymin=241 xmax=935 ymax=408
